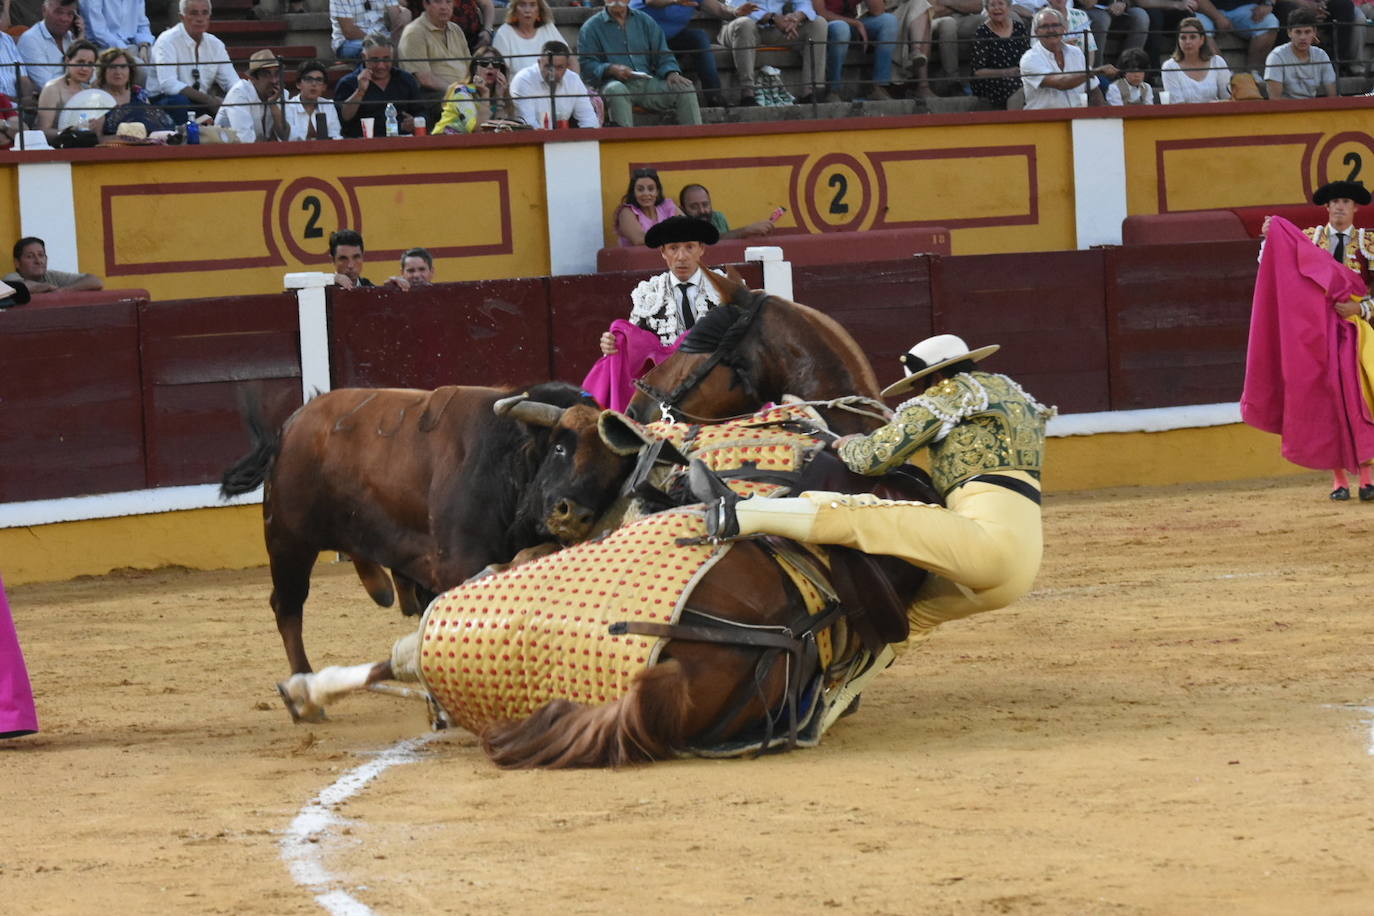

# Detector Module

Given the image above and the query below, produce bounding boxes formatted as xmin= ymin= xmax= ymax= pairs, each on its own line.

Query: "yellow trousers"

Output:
xmin=735 ymin=471 xmax=1044 ymax=633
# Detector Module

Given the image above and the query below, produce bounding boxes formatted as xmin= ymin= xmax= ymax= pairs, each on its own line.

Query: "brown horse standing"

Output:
xmin=220 ymin=381 xmax=632 ymax=677
xmin=626 ymin=270 xmax=886 ymax=434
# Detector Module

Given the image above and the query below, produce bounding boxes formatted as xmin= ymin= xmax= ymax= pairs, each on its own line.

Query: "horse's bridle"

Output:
xmin=632 ymin=290 xmax=770 ymax=423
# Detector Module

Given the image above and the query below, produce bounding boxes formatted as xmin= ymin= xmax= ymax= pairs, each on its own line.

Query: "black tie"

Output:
xmin=1334 ymin=231 xmax=1346 ymax=263
xmin=678 ymin=283 xmax=695 ymax=330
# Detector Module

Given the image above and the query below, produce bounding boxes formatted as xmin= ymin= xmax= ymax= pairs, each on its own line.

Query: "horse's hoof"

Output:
xmin=277 ymin=676 xmax=327 ymax=724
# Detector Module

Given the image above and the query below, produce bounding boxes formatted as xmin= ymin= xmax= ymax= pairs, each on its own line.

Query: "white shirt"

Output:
xmin=1105 ymin=79 xmax=1152 ymax=106
xmin=284 ymin=94 xmax=342 ymax=140
xmin=16 ymin=20 xmax=71 ymax=86
xmin=510 ymin=63 xmax=599 ymax=129
xmin=1160 ymin=57 xmax=1231 ymax=103
xmin=214 ymin=77 xmax=276 ymax=141
xmin=87 ymin=0 xmax=155 ymax=50
xmin=492 ymin=22 xmax=565 ymax=74
xmin=0 ymin=32 xmax=22 ymax=98
xmin=149 ymin=23 xmax=236 ymax=98
xmin=1020 ymin=40 xmax=1088 ymax=109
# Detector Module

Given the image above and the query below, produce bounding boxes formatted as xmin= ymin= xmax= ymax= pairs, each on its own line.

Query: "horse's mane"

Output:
xmin=678 ymin=304 xmax=749 ymax=355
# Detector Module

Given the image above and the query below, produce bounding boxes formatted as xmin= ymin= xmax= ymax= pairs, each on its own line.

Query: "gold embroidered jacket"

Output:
xmin=1302 ymin=225 xmax=1374 ymax=277
xmin=837 ymin=371 xmax=1054 ymax=495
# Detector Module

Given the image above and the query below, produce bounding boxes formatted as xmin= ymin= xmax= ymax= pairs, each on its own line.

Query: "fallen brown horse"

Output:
xmin=276 ymin=414 xmax=938 ymax=765
xmin=220 ymin=381 xmax=632 ymax=675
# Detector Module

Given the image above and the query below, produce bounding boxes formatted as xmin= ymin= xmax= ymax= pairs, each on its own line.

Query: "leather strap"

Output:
xmin=967 ymin=473 xmax=1042 ymax=505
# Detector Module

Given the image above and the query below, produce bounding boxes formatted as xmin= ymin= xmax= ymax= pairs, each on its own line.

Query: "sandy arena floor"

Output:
xmin=4 ymin=473 xmax=1374 ymax=915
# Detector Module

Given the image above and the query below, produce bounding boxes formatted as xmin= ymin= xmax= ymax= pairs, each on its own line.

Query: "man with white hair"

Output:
xmin=150 ymin=0 xmax=237 ymax=119
xmin=1018 ymin=7 xmax=1105 ymax=108
xmin=16 ymin=0 xmax=79 ymax=86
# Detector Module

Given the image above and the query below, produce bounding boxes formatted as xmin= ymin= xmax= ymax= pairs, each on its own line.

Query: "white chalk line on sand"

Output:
xmin=281 ymin=732 xmax=443 ymax=915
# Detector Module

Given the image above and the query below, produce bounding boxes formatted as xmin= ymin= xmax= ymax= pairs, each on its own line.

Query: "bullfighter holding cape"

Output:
xmin=1241 ymin=213 xmax=1374 ymax=499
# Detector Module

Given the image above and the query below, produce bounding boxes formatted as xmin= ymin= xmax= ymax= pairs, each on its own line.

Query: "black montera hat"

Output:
xmin=1313 ymin=180 xmax=1372 ymax=206
xmin=644 ymin=215 xmax=719 ymax=248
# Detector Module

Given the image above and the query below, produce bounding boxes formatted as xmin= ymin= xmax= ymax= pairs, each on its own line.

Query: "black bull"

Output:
xmin=220 ymin=381 xmax=633 ymax=675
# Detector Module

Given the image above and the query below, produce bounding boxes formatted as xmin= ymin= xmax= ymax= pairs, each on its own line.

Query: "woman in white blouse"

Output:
xmin=491 ymin=0 xmax=576 ymax=76
xmin=285 ymin=59 xmax=342 ymax=140
xmin=1161 ymin=17 xmax=1231 ymax=102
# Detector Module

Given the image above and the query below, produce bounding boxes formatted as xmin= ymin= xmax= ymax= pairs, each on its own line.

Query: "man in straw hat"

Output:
xmin=584 ymin=215 xmax=724 ymax=410
xmin=213 ymin=49 xmax=287 ymax=142
xmin=1250 ymin=179 xmax=1374 ymax=501
xmin=690 ymin=333 xmax=1055 ymax=642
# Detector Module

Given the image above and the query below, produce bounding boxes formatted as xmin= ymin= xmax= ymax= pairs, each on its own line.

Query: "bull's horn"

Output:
xmin=506 ymin=399 xmax=565 ymax=428
xmin=492 ymin=393 xmax=529 ymax=416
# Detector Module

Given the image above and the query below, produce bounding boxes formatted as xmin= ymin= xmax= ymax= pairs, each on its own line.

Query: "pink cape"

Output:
xmin=1 ymin=574 xmax=39 ymax=739
xmin=581 ymin=319 xmax=682 ymax=412
xmin=1240 ymin=217 xmax=1374 ymax=470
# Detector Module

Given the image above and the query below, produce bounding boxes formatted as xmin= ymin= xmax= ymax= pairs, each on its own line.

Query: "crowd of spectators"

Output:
xmin=0 ymin=0 xmax=1356 ymax=149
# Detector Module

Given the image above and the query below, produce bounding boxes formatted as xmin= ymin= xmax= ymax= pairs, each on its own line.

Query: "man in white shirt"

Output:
xmin=16 ymin=0 xmax=78 ymax=87
xmin=214 ymin=49 xmax=287 ymax=142
xmin=150 ymin=0 xmax=237 ymax=120
xmin=1019 ymin=7 xmax=1104 ymax=109
xmin=86 ymin=0 xmax=154 ymax=61
xmin=330 ymin=0 xmax=410 ymax=60
xmin=0 ymin=31 xmax=34 ymax=106
xmin=510 ymin=40 xmax=599 ymax=128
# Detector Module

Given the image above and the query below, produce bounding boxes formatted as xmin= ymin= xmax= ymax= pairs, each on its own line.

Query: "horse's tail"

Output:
xmin=480 ymin=661 xmax=692 ymax=769
xmin=220 ymin=390 xmax=281 ymax=498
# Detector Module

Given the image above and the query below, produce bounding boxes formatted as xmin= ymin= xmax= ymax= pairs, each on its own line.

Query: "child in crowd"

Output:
xmin=1106 ymin=48 xmax=1153 ymax=105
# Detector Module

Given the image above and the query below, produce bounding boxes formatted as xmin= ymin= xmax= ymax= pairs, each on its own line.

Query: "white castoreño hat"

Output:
xmin=880 ymin=333 xmax=999 ymax=398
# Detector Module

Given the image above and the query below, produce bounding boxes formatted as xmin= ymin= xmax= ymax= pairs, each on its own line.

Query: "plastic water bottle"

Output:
xmin=186 ymin=120 xmax=200 ymax=144
xmin=77 ymin=112 xmax=89 ymax=131
xmin=384 ymin=103 xmax=399 ymax=137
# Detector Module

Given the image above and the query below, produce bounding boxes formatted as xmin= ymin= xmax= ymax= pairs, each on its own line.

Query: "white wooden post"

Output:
xmin=284 ymin=272 xmax=335 ymax=400
xmin=745 ymin=246 xmax=793 ymax=300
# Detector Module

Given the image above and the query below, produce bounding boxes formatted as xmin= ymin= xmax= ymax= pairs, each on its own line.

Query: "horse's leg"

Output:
xmin=277 ymin=660 xmax=394 ymax=724
xmin=481 ymin=661 xmax=693 ymax=769
xmin=351 ymin=557 xmax=396 ymax=608
xmin=267 ymin=537 xmax=319 ymax=676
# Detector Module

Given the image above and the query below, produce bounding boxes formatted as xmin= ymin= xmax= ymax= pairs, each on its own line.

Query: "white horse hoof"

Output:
xmin=277 ymin=675 xmax=327 ymax=724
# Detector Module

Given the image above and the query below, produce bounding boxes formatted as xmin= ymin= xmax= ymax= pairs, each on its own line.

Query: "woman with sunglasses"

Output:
xmin=285 ymin=59 xmax=343 ymax=139
xmin=434 ymin=47 xmax=516 ymax=133
xmin=93 ymin=46 xmax=175 ymax=139
xmin=36 ymin=39 xmax=99 ymax=144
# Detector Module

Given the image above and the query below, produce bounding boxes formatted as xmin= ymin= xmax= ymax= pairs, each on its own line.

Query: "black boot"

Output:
xmin=1360 ymin=484 xmax=1374 ymax=502
xmin=1331 ymin=486 xmax=1351 ymax=501
xmin=688 ymin=458 xmax=742 ymax=539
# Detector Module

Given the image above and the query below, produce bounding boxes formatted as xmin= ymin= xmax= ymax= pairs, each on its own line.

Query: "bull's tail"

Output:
xmin=220 ymin=391 xmax=281 ymax=498
xmin=481 ymin=661 xmax=692 ymax=769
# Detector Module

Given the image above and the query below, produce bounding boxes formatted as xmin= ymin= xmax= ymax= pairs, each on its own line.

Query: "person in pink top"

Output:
xmin=613 ymin=167 xmax=680 ymax=247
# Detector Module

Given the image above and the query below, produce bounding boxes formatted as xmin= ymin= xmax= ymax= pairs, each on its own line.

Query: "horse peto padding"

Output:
xmin=416 ymin=508 xmax=726 ymax=735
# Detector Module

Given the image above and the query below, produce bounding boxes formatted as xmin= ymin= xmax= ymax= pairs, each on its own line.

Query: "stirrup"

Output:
xmin=688 ymin=458 xmax=742 ymax=539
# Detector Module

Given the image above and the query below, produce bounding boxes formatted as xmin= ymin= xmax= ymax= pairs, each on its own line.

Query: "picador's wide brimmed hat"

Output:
xmin=1313 ymin=180 xmax=1371 ymax=206
xmin=645 ymin=215 xmax=719 ymax=248
xmin=880 ymin=334 xmax=1000 ymax=398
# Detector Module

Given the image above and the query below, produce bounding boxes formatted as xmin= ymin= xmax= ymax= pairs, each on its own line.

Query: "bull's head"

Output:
xmin=496 ymin=391 xmax=633 ymax=544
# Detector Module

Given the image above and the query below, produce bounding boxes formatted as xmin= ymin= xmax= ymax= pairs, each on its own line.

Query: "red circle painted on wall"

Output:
xmin=276 ymin=177 xmax=352 ymax=265
xmin=801 ymin=153 xmax=873 ymax=233
xmin=1315 ymin=132 xmax=1374 ymax=192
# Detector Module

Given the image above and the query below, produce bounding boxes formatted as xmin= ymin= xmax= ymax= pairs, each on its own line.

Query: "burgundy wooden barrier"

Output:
xmin=1104 ymin=240 xmax=1259 ymax=411
xmin=17 ymin=288 xmax=152 ymax=308
xmin=929 ymin=250 xmax=1110 ymax=414
xmin=139 ymin=294 xmax=302 ymax=488
xmin=0 ymin=300 xmax=146 ymax=501
xmin=329 ymin=279 xmax=553 ymax=390
xmin=791 ymin=257 xmax=934 ymax=377
xmin=596 ymin=228 xmax=953 ymax=273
